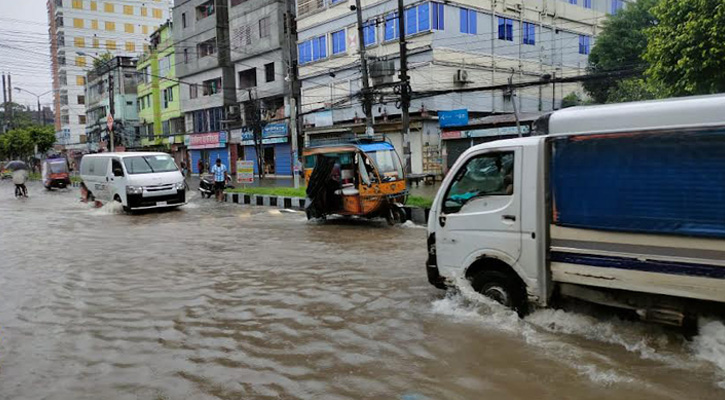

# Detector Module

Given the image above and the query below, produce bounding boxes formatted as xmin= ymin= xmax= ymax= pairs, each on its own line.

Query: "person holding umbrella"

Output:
xmin=6 ymin=160 xmax=29 ymax=198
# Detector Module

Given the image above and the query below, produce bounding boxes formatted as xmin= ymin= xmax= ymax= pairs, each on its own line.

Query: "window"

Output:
xmin=432 ymin=2 xmax=445 ymax=30
xmin=298 ymin=35 xmax=326 ymax=64
xmin=363 ymin=22 xmax=376 ymax=46
xmin=91 ymin=19 xmax=98 ymax=30
xmin=75 ymin=55 xmax=86 ymax=67
xmin=125 ymin=42 xmax=135 ymax=52
xmin=78 ymin=115 xmax=86 ymax=124
xmin=584 ymin=0 xmax=592 ymax=8
xmin=184 ymin=48 xmax=189 ymax=63
xmin=264 ymin=63 xmax=275 ymax=82
xmin=181 ymin=12 xmax=186 ymax=28
xmin=523 ymin=22 xmax=535 ymax=45
xmin=123 ymin=5 xmax=133 ymax=15
xmin=443 ymin=151 xmax=515 ymax=213
xmin=460 ymin=8 xmax=477 ymax=35
xmin=142 ymin=25 xmax=148 ymax=34
xmin=569 ymin=0 xmax=577 ymax=4
xmin=74 ymin=37 xmax=85 ymax=48
xmin=497 ymin=17 xmax=513 ymax=41
xmin=163 ymin=87 xmax=173 ymax=108
xmin=92 ymin=38 xmax=99 ymax=48
xmin=143 ymin=66 xmax=151 ymax=83
xmin=125 ymin=23 xmax=134 ymax=33
xmin=417 ymin=3 xmax=430 ymax=32
xmin=90 ymin=1 xmax=97 ymax=11
xmin=202 ymin=78 xmax=221 ymax=96
xmin=238 ymin=68 xmax=257 ymax=89
xmin=198 ymin=38 xmax=217 ymax=58
xmin=405 ymin=7 xmax=417 ymax=36
xmin=190 ymin=84 xmax=198 ymax=99
xmin=231 ymin=0 xmax=248 ymax=6
xmin=105 ymin=21 xmax=115 ymax=31
xmin=73 ymin=18 xmax=84 ymax=28
xmin=331 ymin=29 xmax=345 ymax=55
xmin=153 ymin=8 xmax=162 ymax=19
xmin=579 ymin=35 xmax=590 ymax=54
xmin=611 ymin=0 xmax=624 ymax=14
xmin=58 ymin=33 xmax=65 ymax=47
xmin=330 ymin=0 xmax=345 ymax=4
xmin=259 ymin=17 xmax=270 ymax=38
xmin=159 ymin=56 xmax=170 ymax=77
xmin=77 ymin=95 xmax=85 ymax=105
xmin=162 ymin=120 xmax=170 ymax=136
xmin=72 ymin=0 xmax=82 ymax=9
xmin=385 ymin=13 xmax=400 ymax=41
xmin=59 ymin=53 xmax=66 ymax=66
xmin=106 ymin=39 xmax=116 ymax=50
xmin=196 ymin=1 xmax=214 ymax=20
xmin=104 ymin=2 xmax=114 ymax=12
xmin=141 ymin=7 xmax=147 ymax=16
xmin=56 ymin=16 xmax=64 ymax=27
xmin=76 ymin=75 xmax=86 ymax=86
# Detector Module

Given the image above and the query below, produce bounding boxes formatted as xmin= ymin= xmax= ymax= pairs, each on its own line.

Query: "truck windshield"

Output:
xmin=123 ymin=155 xmax=178 ymax=175
xmin=366 ymin=149 xmax=403 ymax=181
xmin=443 ymin=151 xmax=514 ymax=213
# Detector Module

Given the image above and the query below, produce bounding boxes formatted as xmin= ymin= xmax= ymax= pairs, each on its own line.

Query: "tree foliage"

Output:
xmin=644 ymin=0 xmax=725 ymax=97
xmin=583 ymin=0 xmax=658 ymax=103
xmin=93 ymin=52 xmax=114 ymax=70
xmin=0 ymin=125 xmax=57 ymax=159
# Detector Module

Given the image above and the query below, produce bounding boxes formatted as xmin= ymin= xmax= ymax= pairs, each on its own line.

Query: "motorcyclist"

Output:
xmin=12 ymin=167 xmax=28 ymax=197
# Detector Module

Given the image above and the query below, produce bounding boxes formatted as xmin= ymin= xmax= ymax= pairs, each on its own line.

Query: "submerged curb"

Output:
xmin=223 ymin=192 xmax=430 ymax=225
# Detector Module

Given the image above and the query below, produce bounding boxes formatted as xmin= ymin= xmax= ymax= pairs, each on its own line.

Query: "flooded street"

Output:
xmin=1 ymin=182 xmax=724 ymax=400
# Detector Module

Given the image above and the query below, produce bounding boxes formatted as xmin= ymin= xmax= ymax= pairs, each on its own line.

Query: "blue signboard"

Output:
xmin=239 ymin=123 xmax=288 ymax=141
xmin=439 ymin=109 xmax=469 ymax=127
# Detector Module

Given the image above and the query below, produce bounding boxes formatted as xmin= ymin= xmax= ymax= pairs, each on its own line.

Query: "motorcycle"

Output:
xmin=198 ymin=175 xmax=235 ymax=199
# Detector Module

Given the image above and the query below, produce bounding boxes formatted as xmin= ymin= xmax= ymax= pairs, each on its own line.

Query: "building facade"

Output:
xmin=84 ymin=56 xmax=140 ymax=151
xmin=173 ymin=0 xmax=236 ymax=173
xmin=136 ymin=21 xmax=185 ymax=162
xmin=47 ymin=0 xmax=171 ymax=149
xmin=295 ymin=0 xmax=629 ymax=175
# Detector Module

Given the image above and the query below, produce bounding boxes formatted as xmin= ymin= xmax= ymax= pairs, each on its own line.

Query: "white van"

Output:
xmin=80 ymin=152 xmax=186 ymax=211
xmin=427 ymin=95 xmax=725 ymax=327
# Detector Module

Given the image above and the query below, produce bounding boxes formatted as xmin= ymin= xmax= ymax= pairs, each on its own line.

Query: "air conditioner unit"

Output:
xmin=454 ymin=69 xmax=470 ymax=85
xmin=227 ymin=104 xmax=241 ymax=117
xmin=370 ymin=59 xmax=395 ymax=87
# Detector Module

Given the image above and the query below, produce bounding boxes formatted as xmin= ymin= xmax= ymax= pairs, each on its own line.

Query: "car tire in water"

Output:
xmin=470 ymin=270 xmax=527 ymax=316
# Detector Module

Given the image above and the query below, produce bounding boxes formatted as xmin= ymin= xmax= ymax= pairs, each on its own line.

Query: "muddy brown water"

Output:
xmin=1 ymin=182 xmax=724 ymax=400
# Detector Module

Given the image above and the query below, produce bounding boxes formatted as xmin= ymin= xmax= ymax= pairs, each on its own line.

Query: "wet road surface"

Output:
xmin=1 ymin=181 xmax=724 ymax=400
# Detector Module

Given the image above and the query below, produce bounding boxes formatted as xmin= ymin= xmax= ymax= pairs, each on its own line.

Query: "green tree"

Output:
xmin=27 ymin=125 xmax=57 ymax=154
xmin=644 ymin=0 xmax=725 ymax=97
xmin=584 ymin=0 xmax=658 ymax=103
xmin=0 ymin=129 xmax=34 ymax=159
xmin=93 ymin=52 xmax=114 ymax=70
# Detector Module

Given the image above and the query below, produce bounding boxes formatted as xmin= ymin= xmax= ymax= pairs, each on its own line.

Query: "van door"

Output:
xmin=109 ymin=158 xmax=126 ymax=202
xmin=436 ymin=147 xmax=523 ymax=271
xmin=89 ymin=157 xmax=111 ymax=201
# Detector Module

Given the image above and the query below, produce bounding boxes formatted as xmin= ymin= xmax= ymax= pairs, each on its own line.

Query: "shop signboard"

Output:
xmin=441 ymin=131 xmax=463 ymax=140
xmin=439 ymin=109 xmax=469 ymax=127
xmin=188 ymin=131 xmax=227 ymax=149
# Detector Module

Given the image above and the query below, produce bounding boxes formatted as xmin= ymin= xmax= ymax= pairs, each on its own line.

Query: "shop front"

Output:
xmin=233 ymin=123 xmax=292 ymax=177
xmin=187 ymin=131 xmax=229 ymax=174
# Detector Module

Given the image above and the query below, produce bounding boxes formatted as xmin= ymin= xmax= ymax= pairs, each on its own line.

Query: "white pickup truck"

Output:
xmin=427 ymin=95 xmax=725 ymax=327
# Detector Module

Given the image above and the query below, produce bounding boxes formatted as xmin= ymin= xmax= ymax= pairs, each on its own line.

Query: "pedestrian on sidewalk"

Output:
xmin=197 ymin=158 xmax=204 ymax=175
xmin=210 ymin=158 xmax=228 ymax=202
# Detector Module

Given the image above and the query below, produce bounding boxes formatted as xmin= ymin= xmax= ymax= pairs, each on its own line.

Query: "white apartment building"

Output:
xmin=47 ymin=0 xmax=172 ymax=148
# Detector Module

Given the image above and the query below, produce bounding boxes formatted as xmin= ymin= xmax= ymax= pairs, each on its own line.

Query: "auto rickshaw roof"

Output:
xmin=303 ymin=140 xmax=395 ymax=156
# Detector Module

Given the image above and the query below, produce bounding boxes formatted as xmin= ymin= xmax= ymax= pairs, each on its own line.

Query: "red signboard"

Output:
xmin=189 ymin=132 xmax=226 ymax=149
xmin=441 ymin=130 xmax=463 ymax=140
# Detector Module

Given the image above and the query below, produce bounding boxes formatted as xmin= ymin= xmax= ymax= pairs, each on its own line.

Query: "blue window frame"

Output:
xmin=298 ymin=35 xmax=327 ymax=64
xmin=611 ymin=0 xmax=624 ymax=14
xmin=331 ymin=29 xmax=345 ymax=55
xmin=584 ymin=0 xmax=592 ymax=8
xmin=497 ymin=17 xmax=513 ymax=41
xmin=418 ymin=3 xmax=430 ymax=32
xmin=460 ymin=8 xmax=476 ymax=35
xmin=523 ymin=22 xmax=535 ymax=45
xmin=405 ymin=7 xmax=417 ymax=36
xmin=569 ymin=0 xmax=577 ymax=4
xmin=330 ymin=0 xmax=345 ymax=3
xmin=385 ymin=12 xmax=400 ymax=41
xmin=432 ymin=2 xmax=444 ymax=30
xmin=363 ymin=21 xmax=376 ymax=46
xmin=579 ymin=35 xmax=590 ymax=54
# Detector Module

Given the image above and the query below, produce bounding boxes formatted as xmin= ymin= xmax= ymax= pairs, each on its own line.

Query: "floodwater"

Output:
xmin=1 ymin=181 xmax=724 ymax=400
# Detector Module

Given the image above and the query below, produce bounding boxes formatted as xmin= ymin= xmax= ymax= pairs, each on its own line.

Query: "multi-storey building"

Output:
xmin=295 ymin=0 xmax=629 ymax=174
xmin=47 ymin=0 xmax=171 ymax=149
xmin=136 ymin=20 xmax=184 ymax=160
xmin=84 ymin=56 xmax=140 ymax=151
xmin=173 ymin=0 xmax=236 ymax=173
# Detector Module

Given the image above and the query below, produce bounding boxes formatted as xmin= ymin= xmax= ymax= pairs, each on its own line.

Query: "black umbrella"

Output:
xmin=5 ymin=160 xmax=28 ymax=171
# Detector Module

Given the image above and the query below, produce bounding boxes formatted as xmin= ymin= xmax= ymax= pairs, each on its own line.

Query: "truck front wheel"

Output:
xmin=471 ymin=270 xmax=527 ymax=316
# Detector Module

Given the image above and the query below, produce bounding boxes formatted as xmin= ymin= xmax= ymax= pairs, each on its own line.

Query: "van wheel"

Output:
xmin=470 ymin=270 xmax=527 ymax=316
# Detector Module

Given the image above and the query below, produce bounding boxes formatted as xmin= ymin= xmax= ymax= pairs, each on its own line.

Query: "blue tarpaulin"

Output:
xmin=551 ymin=130 xmax=725 ymax=238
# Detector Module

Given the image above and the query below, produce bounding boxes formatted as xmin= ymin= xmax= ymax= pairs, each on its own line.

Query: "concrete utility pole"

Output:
xmin=108 ymin=69 xmax=115 ymax=151
xmin=397 ymin=0 xmax=412 ymax=174
xmin=354 ymin=0 xmax=374 ymax=137
xmin=285 ymin=0 xmax=301 ymax=188
xmin=7 ymin=74 xmax=13 ymax=129
xmin=2 ymin=74 xmax=7 ymax=133
xmin=508 ymin=75 xmax=523 ymax=138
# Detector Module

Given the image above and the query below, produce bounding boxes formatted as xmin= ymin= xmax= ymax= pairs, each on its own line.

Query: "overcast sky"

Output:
xmin=0 ymin=0 xmax=54 ymax=109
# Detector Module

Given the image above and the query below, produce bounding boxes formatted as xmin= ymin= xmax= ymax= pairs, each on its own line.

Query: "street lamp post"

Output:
xmin=14 ymin=87 xmax=53 ymax=125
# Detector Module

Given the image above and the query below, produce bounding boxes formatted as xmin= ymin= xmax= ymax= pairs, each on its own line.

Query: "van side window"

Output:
xmin=443 ymin=151 xmax=514 ymax=214
xmin=112 ymin=159 xmax=124 ymax=176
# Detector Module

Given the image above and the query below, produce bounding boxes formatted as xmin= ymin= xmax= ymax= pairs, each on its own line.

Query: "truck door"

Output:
xmin=436 ymin=147 xmax=523 ymax=271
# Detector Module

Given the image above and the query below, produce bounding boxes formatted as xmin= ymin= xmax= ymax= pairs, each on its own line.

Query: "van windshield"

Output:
xmin=123 ymin=155 xmax=178 ymax=175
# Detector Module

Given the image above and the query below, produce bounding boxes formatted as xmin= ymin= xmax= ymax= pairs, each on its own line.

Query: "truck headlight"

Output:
xmin=174 ymin=181 xmax=185 ymax=190
xmin=126 ymin=185 xmax=143 ymax=195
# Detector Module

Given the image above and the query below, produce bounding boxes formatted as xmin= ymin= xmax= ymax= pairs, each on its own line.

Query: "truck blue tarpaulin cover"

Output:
xmin=551 ymin=130 xmax=725 ymax=238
